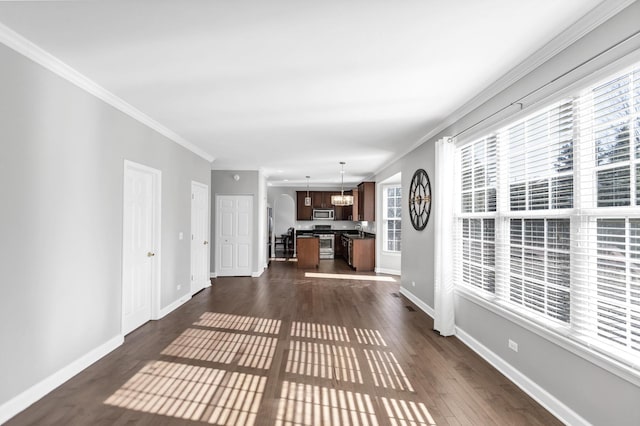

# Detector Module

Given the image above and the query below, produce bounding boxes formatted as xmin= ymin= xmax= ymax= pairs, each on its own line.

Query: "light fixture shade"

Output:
xmin=331 ymin=194 xmax=354 ymax=206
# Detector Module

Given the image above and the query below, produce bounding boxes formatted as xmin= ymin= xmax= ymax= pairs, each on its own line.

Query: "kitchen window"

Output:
xmin=454 ymin=61 xmax=640 ymax=374
xmin=383 ymin=185 xmax=402 ymax=252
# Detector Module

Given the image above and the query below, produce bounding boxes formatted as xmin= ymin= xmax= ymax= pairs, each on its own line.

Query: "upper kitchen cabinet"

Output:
xmin=296 ymin=191 xmax=313 ymax=221
xmin=311 ymin=191 xmax=335 ymax=209
xmin=356 ymin=182 xmax=375 ymax=222
xmin=334 ymin=190 xmax=353 ymax=220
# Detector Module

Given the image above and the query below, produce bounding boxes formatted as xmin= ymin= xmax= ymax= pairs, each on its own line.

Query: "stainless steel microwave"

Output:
xmin=313 ymin=209 xmax=335 ymax=220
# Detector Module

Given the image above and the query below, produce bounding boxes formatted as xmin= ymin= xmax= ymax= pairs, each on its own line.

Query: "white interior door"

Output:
xmin=191 ymin=181 xmax=210 ymax=294
xmin=216 ymin=195 xmax=252 ymax=276
xmin=122 ymin=161 xmax=161 ymax=335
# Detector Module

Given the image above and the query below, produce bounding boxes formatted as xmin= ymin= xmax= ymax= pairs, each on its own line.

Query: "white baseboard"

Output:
xmin=158 ymin=294 xmax=192 ymax=319
xmin=251 ymin=268 xmax=265 ymax=278
xmin=399 ymin=286 xmax=435 ymax=318
xmin=397 ymin=286 xmax=588 ymax=425
xmin=210 ymin=272 xmax=217 ymax=278
xmin=0 ymin=334 xmax=123 ymax=425
xmin=375 ymin=267 xmax=401 ymax=276
xmin=455 ymin=327 xmax=589 ymax=426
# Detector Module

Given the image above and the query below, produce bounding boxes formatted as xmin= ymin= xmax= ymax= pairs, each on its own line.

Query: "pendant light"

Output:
xmin=304 ymin=176 xmax=312 ymax=206
xmin=331 ymin=162 xmax=354 ymax=206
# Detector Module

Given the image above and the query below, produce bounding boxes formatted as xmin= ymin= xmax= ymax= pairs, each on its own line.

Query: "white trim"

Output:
xmin=190 ymin=180 xmax=210 ymax=296
xmin=372 ymin=0 xmax=635 ymax=177
xmin=0 ymin=23 xmax=214 ymax=163
xmin=399 ymin=286 xmax=435 ymax=318
xmin=158 ymin=294 xmax=192 ymax=319
xmin=375 ymin=267 xmax=401 ymax=276
xmin=251 ymin=268 xmax=265 ymax=278
xmin=455 ymin=327 xmax=590 ymax=426
xmin=0 ymin=335 xmax=123 ymax=425
xmin=122 ymin=160 xmax=163 ymax=328
xmin=210 ymin=272 xmax=217 ymax=278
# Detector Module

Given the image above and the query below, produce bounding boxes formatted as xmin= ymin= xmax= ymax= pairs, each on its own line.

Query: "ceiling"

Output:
xmin=0 ymin=0 xmax=610 ymax=187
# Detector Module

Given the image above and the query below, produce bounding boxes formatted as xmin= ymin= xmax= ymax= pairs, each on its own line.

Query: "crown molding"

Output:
xmin=373 ymin=0 xmax=635 ymax=177
xmin=0 ymin=22 xmax=215 ymax=163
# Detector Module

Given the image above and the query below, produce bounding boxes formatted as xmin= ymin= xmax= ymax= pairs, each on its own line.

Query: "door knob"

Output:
xmin=147 ymin=252 xmax=155 ymax=257
xmin=204 ymin=241 xmax=209 ymax=245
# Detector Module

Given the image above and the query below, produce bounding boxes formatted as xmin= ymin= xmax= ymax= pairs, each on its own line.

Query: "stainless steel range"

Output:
xmin=313 ymin=224 xmax=334 ymax=259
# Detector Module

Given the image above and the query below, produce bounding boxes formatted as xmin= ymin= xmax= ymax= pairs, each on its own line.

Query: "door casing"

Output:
xmin=121 ymin=160 xmax=162 ymax=335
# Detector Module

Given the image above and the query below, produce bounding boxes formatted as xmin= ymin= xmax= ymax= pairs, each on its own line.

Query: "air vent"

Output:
xmin=405 ymin=306 xmax=416 ymax=312
xmin=391 ymin=293 xmax=400 ymax=298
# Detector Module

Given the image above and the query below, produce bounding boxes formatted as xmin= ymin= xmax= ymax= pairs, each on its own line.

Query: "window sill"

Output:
xmin=455 ymin=287 xmax=640 ymax=387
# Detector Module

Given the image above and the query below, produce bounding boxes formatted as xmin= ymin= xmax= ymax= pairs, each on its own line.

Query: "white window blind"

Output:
xmin=455 ymin=61 xmax=640 ymax=371
xmin=383 ymin=185 xmax=402 ymax=252
xmin=572 ymin=65 xmax=640 ymax=361
xmin=457 ymin=136 xmax=498 ymax=293
xmin=505 ymin=101 xmax=574 ymax=323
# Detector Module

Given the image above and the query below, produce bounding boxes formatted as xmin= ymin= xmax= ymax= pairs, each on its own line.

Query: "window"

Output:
xmin=383 ymin=185 xmax=402 ymax=252
xmin=454 ymin=62 xmax=640 ymax=372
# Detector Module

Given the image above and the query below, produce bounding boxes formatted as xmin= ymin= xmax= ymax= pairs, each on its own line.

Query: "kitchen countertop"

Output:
xmin=343 ymin=234 xmax=375 ymax=240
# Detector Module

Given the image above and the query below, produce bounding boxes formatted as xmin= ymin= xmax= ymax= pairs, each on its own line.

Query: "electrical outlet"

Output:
xmin=508 ymin=339 xmax=518 ymax=352
xmin=412 ymin=281 xmax=416 ymax=287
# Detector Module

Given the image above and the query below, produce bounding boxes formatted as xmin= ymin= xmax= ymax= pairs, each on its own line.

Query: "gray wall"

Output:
xmin=210 ymin=170 xmax=264 ymax=275
xmin=372 ymin=3 xmax=640 ymax=425
xmin=0 ymin=43 xmax=211 ymax=407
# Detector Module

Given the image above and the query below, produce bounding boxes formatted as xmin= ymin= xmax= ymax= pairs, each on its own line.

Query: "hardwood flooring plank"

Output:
xmin=6 ymin=260 xmax=562 ymax=426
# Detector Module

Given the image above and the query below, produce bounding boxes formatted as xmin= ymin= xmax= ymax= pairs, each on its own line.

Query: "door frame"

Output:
xmin=191 ymin=180 xmax=210 ymax=295
xmin=215 ymin=194 xmax=253 ymax=277
xmin=121 ymin=160 xmax=162 ymax=334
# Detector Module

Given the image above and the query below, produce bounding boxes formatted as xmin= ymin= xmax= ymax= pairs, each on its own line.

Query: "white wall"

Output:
xmin=0 ymin=42 xmax=211 ymax=418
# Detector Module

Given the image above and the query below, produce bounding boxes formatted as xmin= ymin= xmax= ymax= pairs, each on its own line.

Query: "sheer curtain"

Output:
xmin=433 ymin=137 xmax=456 ymax=336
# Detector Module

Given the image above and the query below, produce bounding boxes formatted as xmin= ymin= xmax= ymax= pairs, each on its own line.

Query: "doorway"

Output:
xmin=191 ymin=181 xmax=210 ymax=295
xmin=216 ymin=195 xmax=253 ymax=276
xmin=122 ymin=160 xmax=161 ymax=335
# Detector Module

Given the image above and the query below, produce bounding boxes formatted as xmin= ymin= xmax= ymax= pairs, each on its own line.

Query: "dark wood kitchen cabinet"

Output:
xmin=296 ymin=191 xmax=313 ymax=220
xmin=311 ymin=191 xmax=336 ymax=209
xmin=354 ymin=182 xmax=375 ymax=222
xmin=333 ymin=190 xmax=353 ymax=220
xmin=296 ymin=236 xmax=319 ymax=268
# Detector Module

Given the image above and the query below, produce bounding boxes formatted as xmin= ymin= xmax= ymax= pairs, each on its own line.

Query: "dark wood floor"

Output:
xmin=7 ymin=259 xmax=561 ymax=426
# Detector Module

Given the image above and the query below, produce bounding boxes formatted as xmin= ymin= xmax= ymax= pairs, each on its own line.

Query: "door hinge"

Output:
xmin=192 ymin=193 xmax=195 ymax=199
xmin=191 ymin=275 xmax=194 ymax=281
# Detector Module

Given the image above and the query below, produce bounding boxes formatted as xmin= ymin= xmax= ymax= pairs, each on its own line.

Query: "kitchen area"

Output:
xmin=268 ymin=181 xmax=377 ymax=271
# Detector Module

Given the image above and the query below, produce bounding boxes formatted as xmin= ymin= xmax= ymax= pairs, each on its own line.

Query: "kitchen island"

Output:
xmin=296 ymin=236 xmax=319 ymax=268
xmin=341 ymin=234 xmax=376 ymax=271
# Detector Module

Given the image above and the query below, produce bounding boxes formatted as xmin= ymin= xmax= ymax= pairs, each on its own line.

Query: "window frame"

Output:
xmin=382 ymin=184 xmax=402 ymax=253
xmin=453 ymin=61 xmax=640 ymax=386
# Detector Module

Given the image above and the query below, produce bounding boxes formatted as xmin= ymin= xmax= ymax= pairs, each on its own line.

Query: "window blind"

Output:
xmin=455 ymin=61 xmax=640 ymax=370
xmin=572 ymin=66 xmax=640 ymax=361
xmin=383 ymin=186 xmax=402 ymax=252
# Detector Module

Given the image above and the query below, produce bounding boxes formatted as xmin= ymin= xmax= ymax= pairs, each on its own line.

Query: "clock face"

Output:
xmin=409 ymin=168 xmax=431 ymax=231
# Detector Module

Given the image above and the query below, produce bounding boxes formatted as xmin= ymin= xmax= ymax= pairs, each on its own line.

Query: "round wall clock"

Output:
xmin=409 ymin=168 xmax=432 ymax=231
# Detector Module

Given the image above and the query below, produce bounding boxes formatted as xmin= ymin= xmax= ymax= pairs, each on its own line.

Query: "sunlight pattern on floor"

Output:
xmin=291 ymin=321 xmax=350 ymax=342
xmin=286 ymin=341 xmax=363 ymax=384
xmin=381 ymin=397 xmax=436 ymax=426
xmin=305 ymin=272 xmax=396 ymax=282
xmin=364 ymin=349 xmax=414 ymax=392
xmin=104 ymin=361 xmax=266 ymax=425
xmin=354 ymin=328 xmax=387 ymax=346
xmin=195 ymin=312 xmax=281 ymax=334
xmin=275 ymin=381 xmax=379 ymax=426
xmin=162 ymin=328 xmax=277 ymax=369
